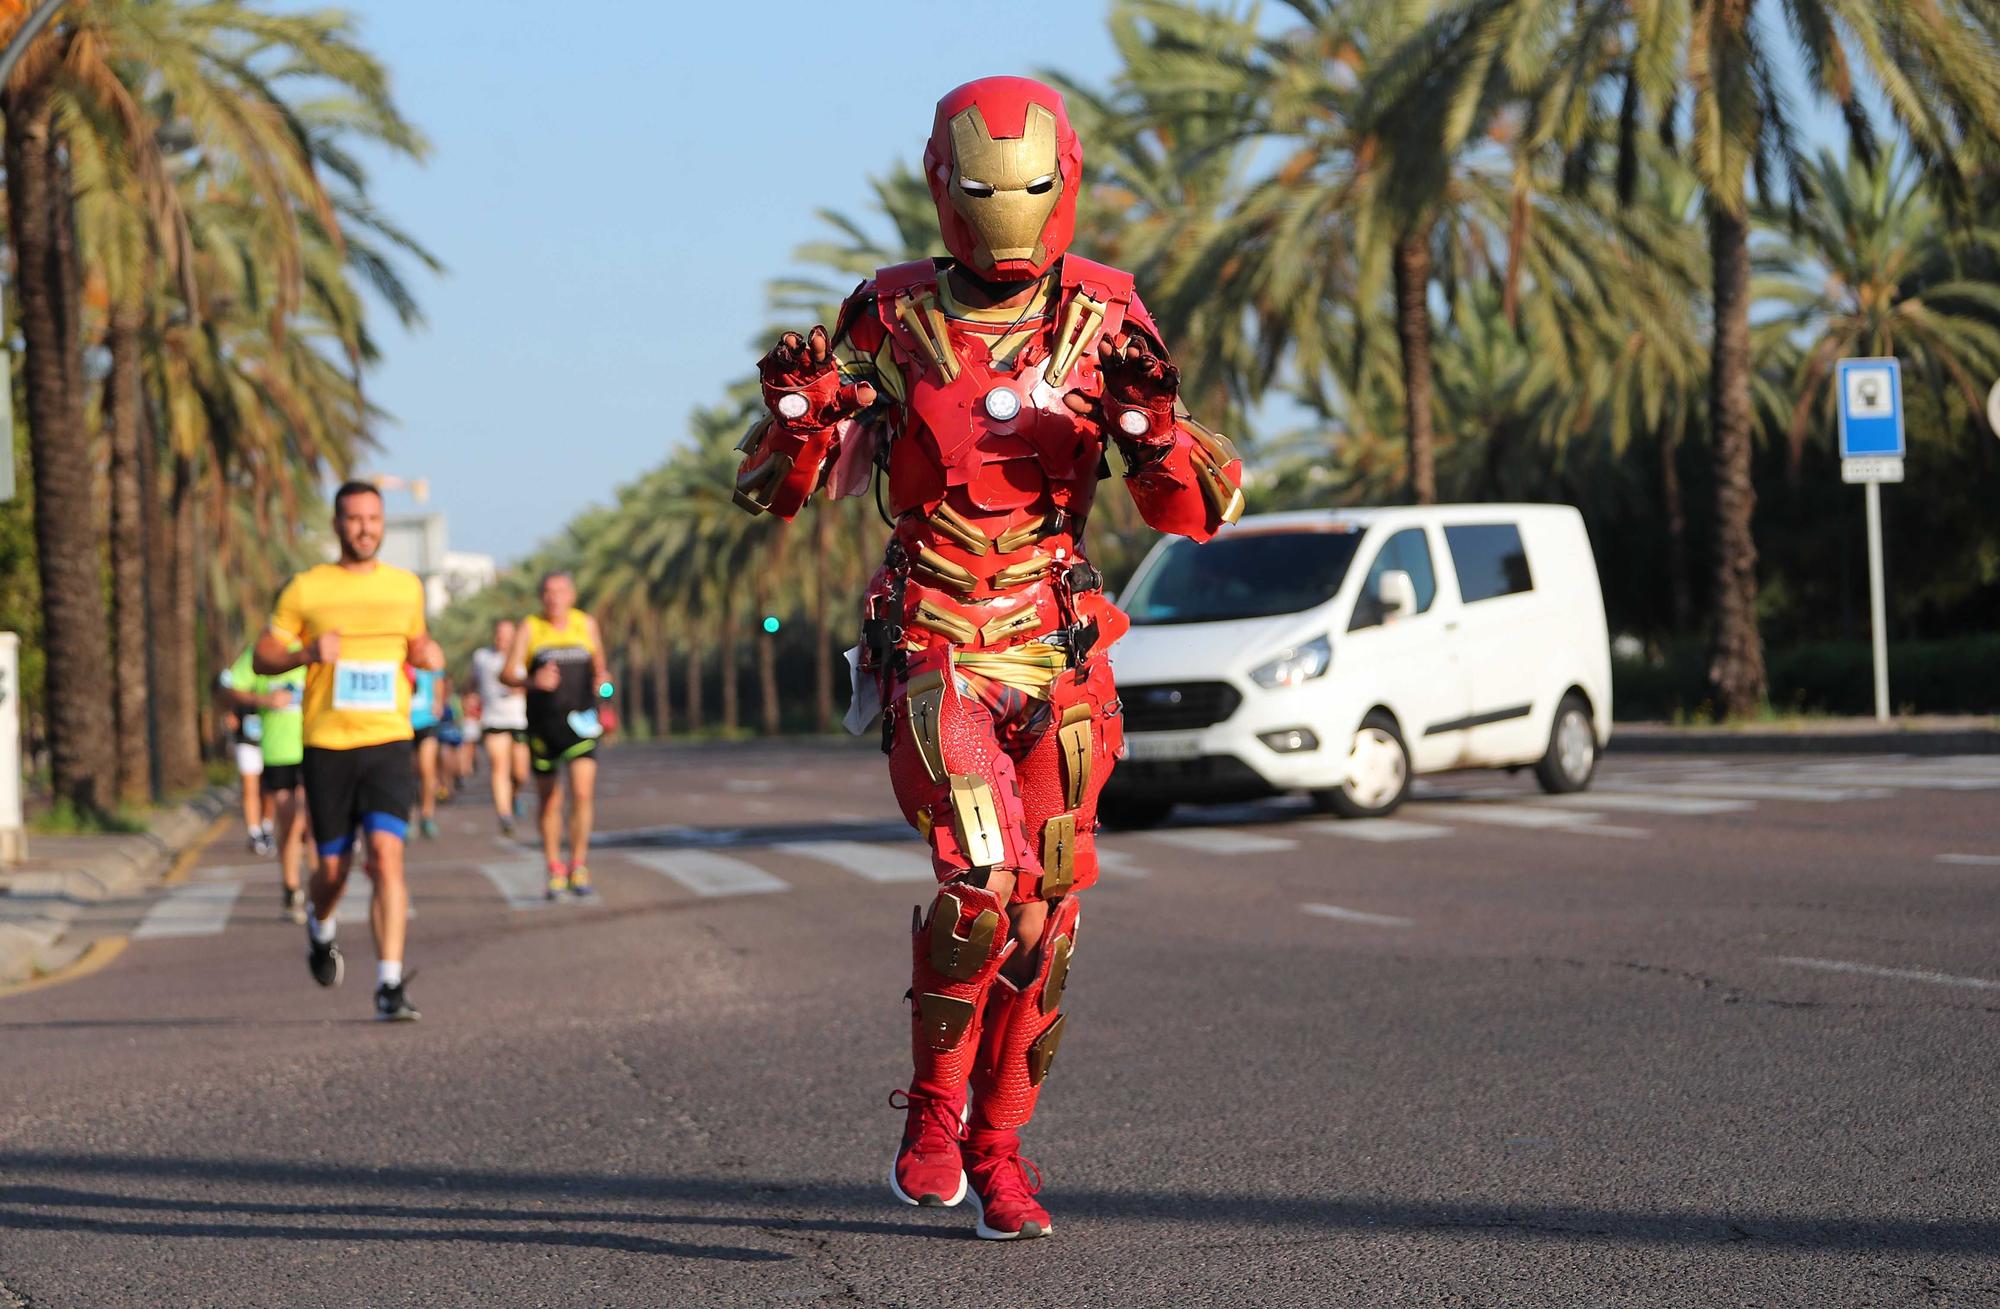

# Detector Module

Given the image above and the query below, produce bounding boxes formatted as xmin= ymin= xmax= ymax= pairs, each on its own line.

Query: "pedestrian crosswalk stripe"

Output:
xmin=1407 ymin=802 xmax=1643 ymax=837
xmin=1540 ymin=791 xmax=1753 ymax=816
xmin=1299 ymin=818 xmax=1451 ymax=843
xmin=134 ymin=881 xmax=243 ymax=940
xmin=1143 ymin=829 xmax=1298 ymax=855
xmin=477 ymin=861 xmax=598 ymax=909
xmin=1093 ymin=847 xmax=1150 ymax=877
xmin=774 ymin=840 xmax=934 ymax=883
xmin=1936 ymin=853 xmax=2000 ymax=866
xmin=1603 ymin=779 xmax=1889 ymax=803
xmin=1302 ymin=902 xmax=1415 ymax=928
xmin=628 ymin=849 xmax=790 ymax=898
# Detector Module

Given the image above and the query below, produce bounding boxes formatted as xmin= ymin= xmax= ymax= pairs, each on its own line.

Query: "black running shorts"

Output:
xmin=303 ymin=741 xmax=416 ymax=856
xmin=262 ymin=762 xmax=303 ymax=793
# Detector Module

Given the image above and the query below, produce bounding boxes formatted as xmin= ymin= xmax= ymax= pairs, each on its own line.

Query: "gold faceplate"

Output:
xmin=989 ymin=556 xmax=1053 ymax=590
xmin=979 ymin=603 xmax=1043 ymax=645
xmin=1057 ymin=703 xmax=1093 ymax=808
xmin=917 ymin=991 xmax=978 ymax=1051
xmin=946 ymin=103 xmax=1063 ymax=268
xmin=927 ymin=890 xmax=1003 ymax=979
xmin=948 ymin=774 xmax=1008 ymax=869
xmin=912 ymin=545 xmax=978 ymax=596
xmin=905 ymin=669 xmax=950 ymax=782
xmin=1041 ymin=932 xmax=1073 ymax=1013
xmin=1039 ymin=813 xmax=1076 ymax=897
xmin=928 ymin=503 xmax=990 ymax=556
xmin=1045 ymin=291 xmax=1107 ymax=388
xmin=1026 ymin=1011 xmax=1066 ymax=1086
xmin=991 ymin=515 xmax=1048 ymax=554
xmin=912 ymin=599 xmax=977 ymax=645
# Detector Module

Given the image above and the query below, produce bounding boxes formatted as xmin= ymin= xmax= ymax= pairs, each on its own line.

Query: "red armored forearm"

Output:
xmin=1091 ymin=331 xmax=1243 ymax=543
xmin=734 ymin=323 xmax=875 ymax=520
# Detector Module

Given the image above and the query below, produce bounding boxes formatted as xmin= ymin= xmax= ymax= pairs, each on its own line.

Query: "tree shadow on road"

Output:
xmin=0 ymin=1152 xmax=1993 ymax=1257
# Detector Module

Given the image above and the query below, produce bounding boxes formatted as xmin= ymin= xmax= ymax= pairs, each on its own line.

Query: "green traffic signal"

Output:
xmin=762 ymin=616 xmax=781 ymax=634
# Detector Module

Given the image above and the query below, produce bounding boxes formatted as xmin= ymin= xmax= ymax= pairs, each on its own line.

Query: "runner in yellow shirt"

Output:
xmin=256 ymin=481 xmax=442 ymax=1021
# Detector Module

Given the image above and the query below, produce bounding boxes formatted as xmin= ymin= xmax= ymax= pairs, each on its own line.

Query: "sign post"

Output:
xmin=1835 ymin=358 xmax=1905 ymax=724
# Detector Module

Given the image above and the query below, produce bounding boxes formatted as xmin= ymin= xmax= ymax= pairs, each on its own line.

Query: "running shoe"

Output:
xmin=283 ymin=887 xmax=306 ymax=925
xmin=964 ymin=1132 xmax=1052 ymax=1240
xmin=419 ymin=817 xmax=438 ymax=840
xmin=306 ymin=935 xmax=343 ymax=988
xmin=498 ymin=814 xmax=515 ymax=838
xmin=373 ymin=981 xmax=420 ymax=1022
xmin=567 ymin=864 xmax=595 ymax=898
xmin=545 ymin=862 xmax=569 ymax=900
xmin=248 ymin=829 xmax=274 ymax=857
xmin=887 ymin=1089 xmax=968 ymax=1208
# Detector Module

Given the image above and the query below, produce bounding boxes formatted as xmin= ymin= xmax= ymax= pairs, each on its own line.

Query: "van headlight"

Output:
xmin=1248 ymin=634 xmax=1333 ymax=690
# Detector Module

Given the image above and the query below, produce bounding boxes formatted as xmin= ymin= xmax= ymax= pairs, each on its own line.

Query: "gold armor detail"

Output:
xmin=912 ymin=599 xmax=976 ymax=645
xmin=915 ymin=807 xmax=934 ymax=842
xmin=912 ymin=545 xmax=978 ymax=596
xmin=1057 ymin=703 xmax=1093 ymax=808
xmin=946 ymin=103 xmax=1063 ymax=270
xmin=1026 ymin=1011 xmax=1066 ymax=1085
xmin=1046 ymin=291 xmax=1107 ymax=387
xmin=904 ymin=669 xmax=950 ymax=782
xmin=928 ymin=890 xmax=1002 ymax=979
xmin=1039 ymin=813 xmax=1076 ymax=896
xmin=991 ymin=515 xmax=1048 ymax=554
xmin=947 ymin=774 xmax=1007 ymax=868
xmin=1182 ymin=412 xmax=1245 ymax=525
xmin=735 ymin=415 xmax=772 ymax=454
xmin=1042 ymin=932 xmax=1073 ymax=1013
xmin=979 ymin=602 xmax=1042 ymax=645
xmin=1180 ymin=412 xmax=1241 ymax=467
xmin=870 ymin=344 xmax=908 ymax=404
xmin=953 ymin=644 xmax=1067 ymax=700
xmin=989 ymin=555 xmax=1053 ymax=590
xmin=917 ymin=992 xmax=978 ymax=1051
xmin=894 ymin=293 xmax=961 ymax=382
xmin=928 ymin=503 xmax=990 ymax=556
xmin=732 ymin=452 xmax=794 ymax=516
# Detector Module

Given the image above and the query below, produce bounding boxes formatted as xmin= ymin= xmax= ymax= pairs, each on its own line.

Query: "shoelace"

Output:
xmin=969 ymin=1148 xmax=1043 ymax=1199
xmin=887 ymin=1089 xmax=964 ymax=1154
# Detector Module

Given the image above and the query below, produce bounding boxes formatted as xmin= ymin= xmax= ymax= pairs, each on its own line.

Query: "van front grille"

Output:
xmin=1119 ymin=682 xmax=1241 ymax=732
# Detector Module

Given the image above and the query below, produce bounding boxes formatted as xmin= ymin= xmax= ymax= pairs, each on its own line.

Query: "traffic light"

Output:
xmin=762 ymin=616 xmax=781 ymax=634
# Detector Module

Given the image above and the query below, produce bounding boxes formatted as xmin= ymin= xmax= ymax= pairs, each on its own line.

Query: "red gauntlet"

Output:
xmin=735 ymin=325 xmax=875 ymax=520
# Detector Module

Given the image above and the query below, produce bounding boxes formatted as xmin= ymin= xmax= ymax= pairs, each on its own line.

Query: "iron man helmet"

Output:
xmin=924 ymin=76 xmax=1082 ymax=282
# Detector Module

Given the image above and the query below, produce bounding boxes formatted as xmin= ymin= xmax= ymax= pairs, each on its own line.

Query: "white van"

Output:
xmin=1103 ymin=504 xmax=1612 ymax=825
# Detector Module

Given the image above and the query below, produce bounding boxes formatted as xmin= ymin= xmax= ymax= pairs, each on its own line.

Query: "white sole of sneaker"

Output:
xmin=888 ymin=1159 xmax=968 ymax=1208
xmin=968 ymin=1188 xmax=1052 ymax=1240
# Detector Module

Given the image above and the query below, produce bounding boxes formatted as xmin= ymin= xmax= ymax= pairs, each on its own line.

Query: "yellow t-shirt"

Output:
xmin=268 ymin=562 xmax=428 ymax=750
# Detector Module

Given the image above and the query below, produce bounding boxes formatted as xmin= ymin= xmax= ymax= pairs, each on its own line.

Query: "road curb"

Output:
xmin=0 ymin=786 xmax=233 ymax=985
xmin=1609 ymin=725 xmax=2000 ymax=756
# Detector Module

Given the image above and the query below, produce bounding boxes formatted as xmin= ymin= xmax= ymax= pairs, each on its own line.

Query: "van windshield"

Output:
xmin=1123 ymin=530 xmax=1365 ymax=625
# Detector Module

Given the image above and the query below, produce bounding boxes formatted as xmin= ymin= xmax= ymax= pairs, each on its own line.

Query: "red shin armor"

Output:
xmin=908 ymin=882 xmax=1015 ymax=1101
xmin=972 ymin=896 xmax=1080 ymax=1131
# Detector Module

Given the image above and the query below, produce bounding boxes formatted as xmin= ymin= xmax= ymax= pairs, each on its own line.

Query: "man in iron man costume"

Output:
xmin=734 ymin=76 xmax=1243 ymax=1241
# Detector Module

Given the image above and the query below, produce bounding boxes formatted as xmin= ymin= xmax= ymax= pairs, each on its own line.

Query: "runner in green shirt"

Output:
xmin=220 ymin=642 xmax=310 ymax=922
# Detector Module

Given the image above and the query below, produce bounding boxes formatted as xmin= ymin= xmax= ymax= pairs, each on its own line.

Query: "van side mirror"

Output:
xmin=1377 ymin=569 xmax=1417 ymax=618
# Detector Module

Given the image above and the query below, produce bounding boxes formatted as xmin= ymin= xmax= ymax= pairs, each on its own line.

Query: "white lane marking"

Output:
xmin=1539 ymin=792 xmax=1754 ymax=816
xmin=628 ymin=849 xmax=789 ymax=898
xmin=1298 ymin=818 xmax=1451 ymax=843
xmin=1936 ymin=853 xmax=2000 ymax=866
xmin=1408 ymin=803 xmax=1647 ymax=839
xmin=134 ymin=881 xmax=244 ymax=939
xmin=1771 ymin=956 xmax=2000 ymax=993
xmin=190 ymin=862 xmax=278 ymax=881
xmin=1144 ymin=829 xmax=1298 ymax=855
xmin=724 ymin=779 xmax=776 ymax=793
xmin=1602 ymin=779 xmax=1891 ymax=803
xmin=1094 ymin=847 xmax=1150 ymax=878
xmin=1769 ymin=766 xmax=2000 ymax=792
xmin=1302 ymin=903 xmax=1416 ymax=928
xmin=774 ymin=840 xmax=935 ymax=883
xmin=477 ymin=860 xmax=592 ymax=910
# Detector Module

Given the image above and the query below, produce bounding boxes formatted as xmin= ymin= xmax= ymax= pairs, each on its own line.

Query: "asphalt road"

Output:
xmin=1 ymin=740 xmax=1996 ymax=1307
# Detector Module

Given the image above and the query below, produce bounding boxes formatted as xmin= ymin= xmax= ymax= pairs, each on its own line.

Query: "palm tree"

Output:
xmin=1394 ymin=0 xmax=2000 ymax=714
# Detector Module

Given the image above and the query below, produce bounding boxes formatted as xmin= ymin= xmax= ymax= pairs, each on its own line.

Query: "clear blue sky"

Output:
xmin=343 ymin=2 xmax=1120 ymax=561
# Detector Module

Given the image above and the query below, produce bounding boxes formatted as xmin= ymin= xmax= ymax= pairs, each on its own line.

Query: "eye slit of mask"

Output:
xmin=959 ymin=177 xmax=995 ymax=198
xmin=1025 ymin=174 xmax=1057 ymax=196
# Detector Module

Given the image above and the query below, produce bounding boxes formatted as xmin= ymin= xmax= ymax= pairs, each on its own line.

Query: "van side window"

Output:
xmin=1348 ymin=528 xmax=1438 ymax=631
xmin=1445 ymin=523 xmax=1534 ymax=603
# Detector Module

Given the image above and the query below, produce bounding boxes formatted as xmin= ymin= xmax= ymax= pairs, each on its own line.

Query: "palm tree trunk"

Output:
xmin=5 ymin=88 xmax=116 ymax=815
xmin=650 ymin=631 xmax=671 ymax=740
xmin=812 ymin=507 xmax=833 ymax=732
xmin=683 ymin=634 xmax=705 ymax=734
xmin=719 ymin=603 xmax=740 ymax=734
xmin=754 ymin=530 xmax=785 ymax=736
xmin=106 ymin=303 xmax=152 ymax=805
xmin=136 ymin=366 xmax=166 ymax=798
xmin=160 ymin=452 xmax=204 ymax=790
xmin=1705 ymin=203 xmax=1766 ymax=716
xmin=1659 ymin=418 xmax=1692 ymax=633
xmin=1392 ymin=225 xmax=1438 ymax=505
xmin=620 ymin=639 xmax=638 ymax=732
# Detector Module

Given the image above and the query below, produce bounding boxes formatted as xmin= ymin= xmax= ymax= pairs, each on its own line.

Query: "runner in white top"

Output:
xmin=472 ymin=618 xmax=530 ymax=835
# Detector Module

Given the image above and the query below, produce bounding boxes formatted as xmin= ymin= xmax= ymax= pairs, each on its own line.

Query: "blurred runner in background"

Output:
xmin=503 ymin=572 xmax=613 ymax=898
xmin=219 ymin=639 xmax=311 ymax=921
xmin=409 ymin=665 xmax=445 ymax=839
xmin=471 ymin=619 xmax=529 ymax=837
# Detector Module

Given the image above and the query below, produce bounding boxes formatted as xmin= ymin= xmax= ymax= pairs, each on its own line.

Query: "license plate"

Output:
xmin=1123 ymin=732 xmax=1204 ymax=762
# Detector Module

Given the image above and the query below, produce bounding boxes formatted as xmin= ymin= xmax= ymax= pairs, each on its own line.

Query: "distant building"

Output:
xmin=382 ymin=512 xmax=495 ymax=616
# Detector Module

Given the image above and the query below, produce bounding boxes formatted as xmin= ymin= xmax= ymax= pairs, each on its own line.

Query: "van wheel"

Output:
xmin=1098 ymin=795 xmax=1175 ymax=830
xmin=1535 ymin=695 xmax=1598 ymax=794
xmin=1312 ymin=711 xmax=1411 ymax=819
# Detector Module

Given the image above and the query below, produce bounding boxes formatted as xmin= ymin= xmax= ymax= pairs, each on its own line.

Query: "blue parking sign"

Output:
xmin=1836 ymin=357 xmax=1904 ymax=458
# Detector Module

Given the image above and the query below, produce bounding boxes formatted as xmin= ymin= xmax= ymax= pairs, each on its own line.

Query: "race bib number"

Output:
xmin=332 ymin=660 xmax=401 ymax=713
xmin=566 ymin=708 xmax=603 ymax=740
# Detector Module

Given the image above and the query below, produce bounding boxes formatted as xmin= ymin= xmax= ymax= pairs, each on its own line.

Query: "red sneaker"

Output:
xmin=887 ymin=1089 xmax=967 ymax=1207
xmin=965 ymin=1132 xmax=1052 ymax=1240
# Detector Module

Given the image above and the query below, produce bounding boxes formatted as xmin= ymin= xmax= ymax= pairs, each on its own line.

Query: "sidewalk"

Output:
xmin=1609 ymin=715 xmax=2000 ymax=756
xmin=0 ymin=786 xmax=232 ymax=985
